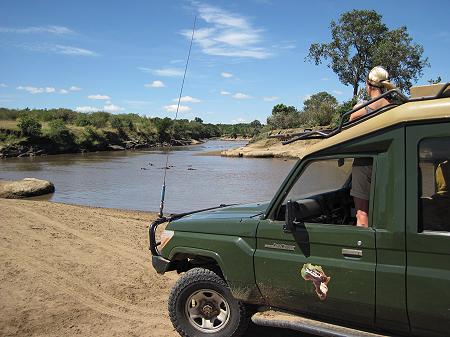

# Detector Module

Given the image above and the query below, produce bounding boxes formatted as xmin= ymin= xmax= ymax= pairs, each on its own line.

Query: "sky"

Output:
xmin=0 ymin=0 xmax=449 ymax=124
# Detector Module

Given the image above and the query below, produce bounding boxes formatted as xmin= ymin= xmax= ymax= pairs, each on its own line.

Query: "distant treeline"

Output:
xmin=0 ymin=107 xmax=264 ymax=157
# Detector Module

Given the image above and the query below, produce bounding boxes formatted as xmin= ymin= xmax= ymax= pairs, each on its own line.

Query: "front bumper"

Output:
xmin=152 ymin=255 xmax=171 ymax=274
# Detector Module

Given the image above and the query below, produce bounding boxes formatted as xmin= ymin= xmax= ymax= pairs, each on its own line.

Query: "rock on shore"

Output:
xmin=0 ymin=178 xmax=55 ymax=198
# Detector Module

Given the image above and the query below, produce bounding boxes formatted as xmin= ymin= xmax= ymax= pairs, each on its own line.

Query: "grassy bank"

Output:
xmin=0 ymin=108 xmax=264 ymax=158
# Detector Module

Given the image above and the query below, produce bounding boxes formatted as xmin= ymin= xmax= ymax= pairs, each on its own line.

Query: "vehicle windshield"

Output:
xmin=285 ymin=158 xmax=353 ymax=202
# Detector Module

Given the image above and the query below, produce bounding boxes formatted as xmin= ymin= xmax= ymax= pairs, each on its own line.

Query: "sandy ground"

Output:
xmin=220 ymin=132 xmax=321 ymax=159
xmin=0 ymin=199 xmax=303 ymax=337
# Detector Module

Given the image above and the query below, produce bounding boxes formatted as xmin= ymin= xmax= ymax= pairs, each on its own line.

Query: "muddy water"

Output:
xmin=0 ymin=140 xmax=297 ymax=213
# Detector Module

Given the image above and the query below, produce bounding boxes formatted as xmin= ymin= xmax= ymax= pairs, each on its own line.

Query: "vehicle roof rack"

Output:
xmin=270 ymin=83 xmax=450 ymax=145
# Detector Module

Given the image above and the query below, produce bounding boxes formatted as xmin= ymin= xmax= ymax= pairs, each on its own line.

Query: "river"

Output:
xmin=0 ymin=140 xmax=297 ymax=213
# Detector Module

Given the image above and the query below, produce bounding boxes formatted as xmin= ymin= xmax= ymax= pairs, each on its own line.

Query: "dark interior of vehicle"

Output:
xmin=275 ymin=185 xmax=355 ymax=226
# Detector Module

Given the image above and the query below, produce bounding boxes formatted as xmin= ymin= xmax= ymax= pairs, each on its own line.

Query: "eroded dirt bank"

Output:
xmin=0 ymin=199 xmax=302 ymax=337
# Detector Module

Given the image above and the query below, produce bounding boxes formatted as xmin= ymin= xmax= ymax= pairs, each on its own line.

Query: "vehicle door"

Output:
xmin=254 ymin=156 xmax=376 ymax=326
xmin=405 ymin=123 xmax=450 ymax=337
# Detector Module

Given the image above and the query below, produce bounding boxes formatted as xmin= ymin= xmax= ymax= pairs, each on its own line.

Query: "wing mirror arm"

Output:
xmin=284 ymin=199 xmax=295 ymax=233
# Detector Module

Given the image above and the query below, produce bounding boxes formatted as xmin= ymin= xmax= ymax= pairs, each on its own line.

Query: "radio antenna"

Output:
xmin=158 ymin=15 xmax=197 ymax=218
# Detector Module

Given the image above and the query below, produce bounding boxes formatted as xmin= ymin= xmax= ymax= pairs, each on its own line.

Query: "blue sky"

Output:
xmin=0 ymin=0 xmax=449 ymax=124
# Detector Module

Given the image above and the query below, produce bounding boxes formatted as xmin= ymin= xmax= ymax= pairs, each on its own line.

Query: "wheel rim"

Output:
xmin=185 ymin=289 xmax=231 ymax=333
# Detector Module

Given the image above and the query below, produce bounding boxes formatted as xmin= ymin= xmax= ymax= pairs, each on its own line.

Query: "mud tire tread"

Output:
xmin=168 ymin=267 xmax=250 ymax=337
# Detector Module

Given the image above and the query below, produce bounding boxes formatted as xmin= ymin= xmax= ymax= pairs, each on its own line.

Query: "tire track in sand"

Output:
xmin=10 ymin=205 xmax=149 ymax=266
xmin=1 ymin=247 xmax=163 ymax=323
xmin=6 ymin=225 xmax=166 ymax=317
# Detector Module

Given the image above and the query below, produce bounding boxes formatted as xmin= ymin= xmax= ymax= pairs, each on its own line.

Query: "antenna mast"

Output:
xmin=158 ymin=16 xmax=197 ymax=218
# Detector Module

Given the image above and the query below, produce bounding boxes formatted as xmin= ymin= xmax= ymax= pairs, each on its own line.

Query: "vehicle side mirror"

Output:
xmin=284 ymin=200 xmax=295 ymax=232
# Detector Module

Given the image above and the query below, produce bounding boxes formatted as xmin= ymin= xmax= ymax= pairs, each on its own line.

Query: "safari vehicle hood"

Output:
xmin=166 ymin=202 xmax=268 ymax=237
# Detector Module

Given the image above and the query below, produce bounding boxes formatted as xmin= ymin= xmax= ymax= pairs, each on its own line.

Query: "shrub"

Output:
xmin=89 ymin=111 xmax=110 ymax=128
xmin=74 ymin=113 xmax=91 ymax=127
xmin=17 ymin=115 xmax=42 ymax=138
xmin=47 ymin=119 xmax=75 ymax=149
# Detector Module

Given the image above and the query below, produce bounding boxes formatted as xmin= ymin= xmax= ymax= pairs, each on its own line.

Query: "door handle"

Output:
xmin=342 ymin=248 xmax=362 ymax=259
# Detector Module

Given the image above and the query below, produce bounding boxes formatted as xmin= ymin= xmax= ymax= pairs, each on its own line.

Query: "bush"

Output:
xmin=89 ymin=111 xmax=110 ymax=128
xmin=47 ymin=119 xmax=75 ymax=149
xmin=75 ymin=113 xmax=92 ymax=127
xmin=76 ymin=126 xmax=107 ymax=149
xmin=17 ymin=115 xmax=42 ymax=138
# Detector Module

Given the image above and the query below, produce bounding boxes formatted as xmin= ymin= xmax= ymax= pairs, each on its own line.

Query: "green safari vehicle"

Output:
xmin=149 ymin=83 xmax=450 ymax=337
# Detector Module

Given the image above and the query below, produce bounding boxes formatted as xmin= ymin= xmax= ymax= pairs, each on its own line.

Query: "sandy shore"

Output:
xmin=221 ymin=135 xmax=320 ymax=159
xmin=0 ymin=199 xmax=302 ymax=337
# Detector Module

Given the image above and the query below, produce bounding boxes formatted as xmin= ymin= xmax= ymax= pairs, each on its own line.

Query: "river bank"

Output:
xmin=221 ymin=132 xmax=321 ymax=159
xmin=0 ymin=136 xmax=202 ymax=159
xmin=0 ymin=199 xmax=300 ymax=337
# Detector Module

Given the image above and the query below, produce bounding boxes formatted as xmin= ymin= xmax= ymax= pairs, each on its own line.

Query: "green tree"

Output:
xmin=307 ymin=10 xmax=428 ymax=96
xmin=301 ymin=92 xmax=339 ymax=126
xmin=194 ymin=117 xmax=203 ymax=124
xmin=267 ymin=104 xmax=300 ymax=129
xmin=17 ymin=115 xmax=42 ymax=138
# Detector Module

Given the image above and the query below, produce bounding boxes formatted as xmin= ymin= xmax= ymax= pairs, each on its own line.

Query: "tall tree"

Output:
xmin=307 ymin=10 xmax=428 ymax=96
xmin=267 ymin=104 xmax=300 ymax=130
xmin=301 ymin=92 xmax=339 ymax=126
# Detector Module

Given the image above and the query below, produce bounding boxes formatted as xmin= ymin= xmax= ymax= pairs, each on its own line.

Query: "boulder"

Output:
xmin=0 ymin=178 xmax=55 ymax=199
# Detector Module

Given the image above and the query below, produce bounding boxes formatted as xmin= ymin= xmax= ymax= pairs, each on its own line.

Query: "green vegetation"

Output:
xmin=0 ymin=107 xmax=264 ymax=157
xmin=266 ymin=92 xmax=348 ymax=130
xmin=307 ymin=9 xmax=428 ymax=95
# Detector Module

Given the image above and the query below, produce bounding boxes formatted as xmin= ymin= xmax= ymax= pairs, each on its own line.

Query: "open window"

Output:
xmin=275 ymin=157 xmax=373 ymax=227
xmin=418 ymin=137 xmax=450 ymax=232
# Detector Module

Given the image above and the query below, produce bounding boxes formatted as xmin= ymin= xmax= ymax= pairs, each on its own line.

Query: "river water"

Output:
xmin=0 ymin=140 xmax=297 ymax=213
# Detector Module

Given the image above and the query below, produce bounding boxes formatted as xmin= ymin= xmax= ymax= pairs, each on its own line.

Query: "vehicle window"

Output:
xmin=286 ymin=158 xmax=353 ymax=201
xmin=419 ymin=137 xmax=450 ymax=232
xmin=277 ymin=157 xmax=373 ymax=226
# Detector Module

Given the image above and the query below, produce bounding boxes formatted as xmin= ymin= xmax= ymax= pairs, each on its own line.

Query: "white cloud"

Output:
xmin=123 ymin=100 xmax=152 ymax=107
xmin=263 ymin=96 xmax=279 ymax=102
xmin=321 ymin=77 xmax=330 ymax=81
xmin=220 ymin=90 xmax=231 ymax=95
xmin=182 ymin=4 xmax=270 ymax=59
xmin=173 ymin=96 xmax=201 ymax=103
xmin=75 ymin=106 xmax=99 ymax=113
xmin=54 ymin=45 xmax=97 ymax=56
xmin=17 ymin=86 xmax=55 ymax=94
xmin=69 ymin=86 xmax=82 ymax=91
xmin=145 ymin=80 xmax=165 ymax=88
xmin=164 ymin=104 xmax=191 ymax=113
xmin=232 ymin=92 xmax=252 ymax=100
xmin=59 ymin=89 xmax=69 ymax=94
xmin=332 ymin=90 xmax=343 ymax=95
xmin=139 ymin=67 xmax=184 ymax=77
xmin=88 ymin=94 xmax=111 ymax=100
xmin=153 ymin=68 xmax=184 ymax=77
xmin=103 ymin=104 xmax=124 ymax=113
xmin=231 ymin=117 xmax=246 ymax=124
xmin=18 ymin=43 xmax=97 ymax=56
xmin=221 ymin=72 xmax=233 ymax=78
xmin=0 ymin=25 xmax=74 ymax=35
xmin=0 ymin=83 xmax=8 ymax=88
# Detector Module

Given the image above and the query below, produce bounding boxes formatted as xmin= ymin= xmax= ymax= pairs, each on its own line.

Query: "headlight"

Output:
xmin=159 ymin=230 xmax=175 ymax=250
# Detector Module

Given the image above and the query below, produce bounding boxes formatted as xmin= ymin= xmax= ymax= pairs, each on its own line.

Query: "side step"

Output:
xmin=252 ymin=311 xmax=392 ymax=337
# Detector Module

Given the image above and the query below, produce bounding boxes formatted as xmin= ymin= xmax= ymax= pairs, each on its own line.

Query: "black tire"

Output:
xmin=168 ymin=267 xmax=251 ymax=337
